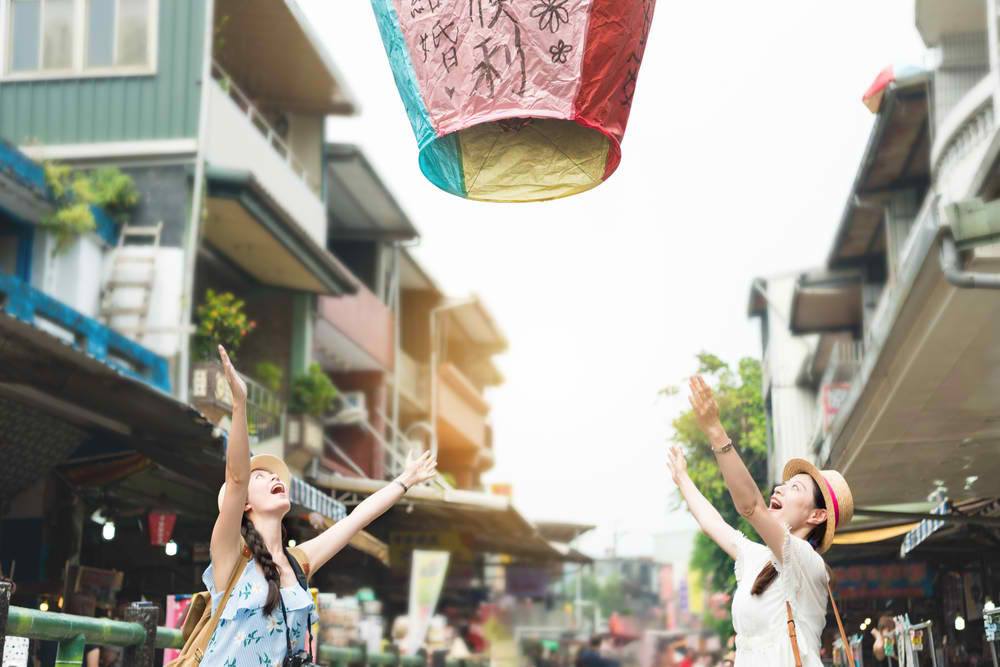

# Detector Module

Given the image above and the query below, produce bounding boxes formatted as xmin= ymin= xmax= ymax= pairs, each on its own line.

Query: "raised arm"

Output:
xmin=688 ymin=375 xmax=788 ymax=561
xmin=298 ymin=450 xmax=437 ymax=573
xmin=210 ymin=345 xmax=251 ymax=590
xmin=667 ymin=445 xmax=739 ymax=559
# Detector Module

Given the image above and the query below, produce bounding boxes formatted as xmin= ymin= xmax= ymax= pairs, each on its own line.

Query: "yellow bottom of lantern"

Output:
xmin=420 ymin=118 xmax=613 ymax=203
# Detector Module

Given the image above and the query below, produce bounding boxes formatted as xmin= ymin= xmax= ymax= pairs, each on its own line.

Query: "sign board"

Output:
xmin=900 ymin=500 xmax=949 ymax=558
xmin=1 ymin=637 xmax=29 ymax=667
xmin=833 ymin=562 xmax=934 ymax=600
xmin=405 ymin=550 xmax=450 ymax=655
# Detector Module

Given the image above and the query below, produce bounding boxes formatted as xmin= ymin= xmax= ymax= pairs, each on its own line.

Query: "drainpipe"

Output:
xmin=940 ymin=235 xmax=1000 ymax=289
xmin=390 ymin=243 xmax=401 ymax=476
xmin=177 ymin=0 xmax=217 ymax=403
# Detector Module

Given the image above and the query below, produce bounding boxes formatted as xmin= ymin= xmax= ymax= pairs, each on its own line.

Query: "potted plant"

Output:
xmin=190 ymin=290 xmax=256 ymax=418
xmin=42 ymin=162 xmax=139 ymax=254
xmin=286 ymin=364 xmax=338 ymax=465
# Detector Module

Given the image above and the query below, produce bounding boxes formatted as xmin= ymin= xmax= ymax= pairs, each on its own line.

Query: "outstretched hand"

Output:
xmin=399 ymin=449 xmax=438 ymax=488
xmin=218 ymin=345 xmax=247 ymax=405
xmin=688 ymin=375 xmax=725 ymax=443
xmin=666 ymin=444 xmax=688 ymax=485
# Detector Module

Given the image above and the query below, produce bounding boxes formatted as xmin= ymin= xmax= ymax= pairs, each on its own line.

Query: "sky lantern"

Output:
xmin=370 ymin=0 xmax=656 ymax=202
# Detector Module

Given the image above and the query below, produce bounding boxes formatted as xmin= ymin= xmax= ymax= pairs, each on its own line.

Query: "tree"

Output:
xmin=669 ymin=353 xmax=769 ymax=635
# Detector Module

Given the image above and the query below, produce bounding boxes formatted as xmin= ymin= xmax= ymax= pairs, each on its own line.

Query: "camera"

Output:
xmin=282 ymin=651 xmax=318 ymax=667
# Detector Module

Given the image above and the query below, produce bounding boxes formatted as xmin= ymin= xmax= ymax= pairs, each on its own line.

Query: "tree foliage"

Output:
xmin=669 ymin=353 xmax=769 ymax=633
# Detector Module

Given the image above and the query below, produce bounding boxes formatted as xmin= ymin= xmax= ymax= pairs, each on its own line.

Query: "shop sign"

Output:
xmin=832 ymin=562 xmax=934 ymax=600
xmin=900 ymin=500 xmax=949 ymax=558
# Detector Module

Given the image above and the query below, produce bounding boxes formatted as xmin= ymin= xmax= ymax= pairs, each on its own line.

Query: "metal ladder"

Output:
xmin=99 ymin=223 xmax=162 ymax=343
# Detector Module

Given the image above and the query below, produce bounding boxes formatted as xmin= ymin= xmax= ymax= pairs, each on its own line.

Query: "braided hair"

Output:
xmin=751 ymin=477 xmax=827 ymax=596
xmin=241 ymin=515 xmax=286 ymax=615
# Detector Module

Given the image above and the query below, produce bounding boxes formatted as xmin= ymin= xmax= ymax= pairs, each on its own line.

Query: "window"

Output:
xmin=4 ymin=0 xmax=156 ymax=77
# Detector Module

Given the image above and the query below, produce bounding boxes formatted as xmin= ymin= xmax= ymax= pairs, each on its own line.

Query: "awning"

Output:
xmin=830 ymin=70 xmax=930 ymax=268
xmin=213 ymin=0 xmax=356 ymax=114
xmin=833 ymin=522 xmax=920 ymax=546
xmin=312 ymin=474 xmax=571 ymax=562
xmin=444 ymin=298 xmax=508 ymax=354
xmin=325 ymin=144 xmax=418 ymax=241
xmin=534 ymin=520 xmax=596 ymax=544
xmin=205 ymin=166 xmax=359 ymax=296
xmin=0 ymin=140 xmax=51 ymax=222
xmin=400 ymin=249 xmax=444 ymax=295
xmin=308 ymin=511 xmax=389 ymax=566
xmin=790 ymin=270 xmax=863 ymax=334
xmin=0 ymin=307 xmax=348 ymax=523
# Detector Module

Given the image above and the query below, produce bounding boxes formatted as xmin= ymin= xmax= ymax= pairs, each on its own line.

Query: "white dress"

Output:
xmin=730 ymin=526 xmax=828 ymax=667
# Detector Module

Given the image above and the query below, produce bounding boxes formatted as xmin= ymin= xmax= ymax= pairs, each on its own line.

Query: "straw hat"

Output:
xmin=217 ymin=454 xmax=291 ymax=511
xmin=782 ymin=459 xmax=854 ymax=554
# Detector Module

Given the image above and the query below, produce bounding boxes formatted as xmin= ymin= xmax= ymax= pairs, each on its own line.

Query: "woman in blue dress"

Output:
xmin=203 ymin=346 xmax=438 ymax=666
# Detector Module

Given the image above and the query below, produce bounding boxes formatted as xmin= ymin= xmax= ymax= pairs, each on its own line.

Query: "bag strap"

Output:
xmin=284 ymin=547 xmax=314 ymax=660
xmin=784 ymin=583 xmax=855 ymax=667
xmin=785 ymin=601 xmax=803 ymax=667
xmin=195 ymin=548 xmax=250 ymax=661
xmin=827 ymin=581 xmax=855 ymax=667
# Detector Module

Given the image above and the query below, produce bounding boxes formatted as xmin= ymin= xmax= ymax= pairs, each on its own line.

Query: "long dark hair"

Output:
xmin=751 ymin=477 xmax=827 ymax=596
xmin=241 ymin=515 xmax=286 ymax=615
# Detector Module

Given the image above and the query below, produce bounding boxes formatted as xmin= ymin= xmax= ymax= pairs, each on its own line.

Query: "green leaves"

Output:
xmin=672 ymin=353 xmax=767 ymax=639
xmin=289 ymin=363 xmax=338 ymax=417
xmin=193 ymin=289 xmax=256 ymax=361
xmin=41 ymin=162 xmax=139 ymax=254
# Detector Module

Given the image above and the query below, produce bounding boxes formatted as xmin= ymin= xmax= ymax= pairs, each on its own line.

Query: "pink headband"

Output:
xmin=823 ymin=477 xmax=841 ymax=528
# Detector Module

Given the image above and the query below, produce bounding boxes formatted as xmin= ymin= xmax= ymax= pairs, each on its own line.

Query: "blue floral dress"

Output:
xmin=200 ymin=558 xmax=314 ymax=667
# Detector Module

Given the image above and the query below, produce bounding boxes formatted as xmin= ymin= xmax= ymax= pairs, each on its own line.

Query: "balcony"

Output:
xmin=189 ymin=361 xmax=284 ymax=445
xmin=0 ymin=273 xmax=170 ymax=393
xmin=204 ymin=64 xmax=326 ymax=248
xmin=392 ymin=349 xmax=430 ymax=414
xmin=315 ymin=285 xmax=394 ymax=371
xmin=436 ymin=363 xmax=490 ymax=454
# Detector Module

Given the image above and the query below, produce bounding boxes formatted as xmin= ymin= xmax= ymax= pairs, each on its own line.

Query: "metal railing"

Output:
xmin=320 ymin=646 xmax=488 ymax=667
xmin=1 ymin=582 xmax=487 ymax=667
xmin=0 ymin=273 xmax=171 ymax=392
xmin=190 ymin=361 xmax=285 ymax=443
xmin=210 ymin=61 xmax=318 ymax=196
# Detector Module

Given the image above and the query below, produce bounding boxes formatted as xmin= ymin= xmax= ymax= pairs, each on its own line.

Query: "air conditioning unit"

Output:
xmin=329 ymin=390 xmax=368 ymax=425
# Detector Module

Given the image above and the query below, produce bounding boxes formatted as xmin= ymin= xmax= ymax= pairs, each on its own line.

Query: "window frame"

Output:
xmin=0 ymin=0 xmax=158 ymax=81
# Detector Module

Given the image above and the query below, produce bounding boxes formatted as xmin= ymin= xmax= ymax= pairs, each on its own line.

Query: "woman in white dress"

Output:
xmin=667 ymin=376 xmax=855 ymax=667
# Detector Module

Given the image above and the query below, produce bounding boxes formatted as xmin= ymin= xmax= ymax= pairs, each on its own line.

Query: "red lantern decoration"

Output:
xmin=148 ymin=511 xmax=177 ymax=546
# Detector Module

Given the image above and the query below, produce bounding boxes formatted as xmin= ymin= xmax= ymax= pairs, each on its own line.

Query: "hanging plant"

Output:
xmin=193 ymin=289 xmax=256 ymax=361
xmin=289 ymin=363 xmax=338 ymax=417
xmin=41 ymin=162 xmax=139 ymax=254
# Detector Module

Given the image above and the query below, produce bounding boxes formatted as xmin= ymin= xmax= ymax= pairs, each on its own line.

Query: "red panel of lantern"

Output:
xmin=148 ymin=511 xmax=177 ymax=546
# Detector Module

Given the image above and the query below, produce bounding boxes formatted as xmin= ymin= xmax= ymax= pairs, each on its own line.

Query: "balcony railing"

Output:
xmin=394 ymin=348 xmax=430 ymax=411
xmin=190 ymin=361 xmax=284 ymax=443
xmin=0 ymin=273 xmax=170 ymax=392
xmin=436 ymin=363 xmax=490 ymax=452
xmin=210 ymin=61 xmax=316 ymax=195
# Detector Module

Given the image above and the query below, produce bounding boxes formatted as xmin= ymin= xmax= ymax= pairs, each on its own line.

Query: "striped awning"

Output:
xmin=291 ymin=476 xmax=346 ymax=522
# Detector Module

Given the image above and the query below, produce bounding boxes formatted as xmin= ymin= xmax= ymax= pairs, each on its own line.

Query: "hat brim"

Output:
xmin=782 ymin=458 xmax=836 ymax=554
xmin=217 ymin=454 xmax=292 ymax=511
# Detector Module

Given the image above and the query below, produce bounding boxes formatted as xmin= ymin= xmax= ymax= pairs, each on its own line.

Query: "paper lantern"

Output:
xmin=371 ymin=0 xmax=656 ymax=202
xmin=148 ymin=510 xmax=177 ymax=546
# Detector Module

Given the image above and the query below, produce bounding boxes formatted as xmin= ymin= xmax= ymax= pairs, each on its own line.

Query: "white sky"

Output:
xmin=301 ymin=0 xmax=926 ymax=558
